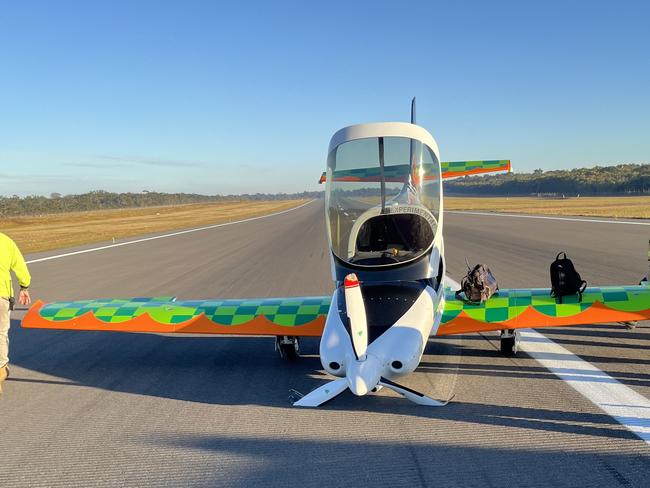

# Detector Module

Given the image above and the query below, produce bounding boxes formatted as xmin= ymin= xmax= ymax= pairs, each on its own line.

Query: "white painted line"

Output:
xmin=443 ymin=275 xmax=650 ymax=444
xmin=447 ymin=210 xmax=650 ymax=226
xmin=520 ymin=330 xmax=650 ymax=444
xmin=26 ymin=200 xmax=316 ymax=265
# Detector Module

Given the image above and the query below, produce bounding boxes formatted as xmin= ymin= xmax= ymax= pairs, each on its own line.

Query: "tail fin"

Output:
xmin=410 ymin=97 xmax=416 ymax=124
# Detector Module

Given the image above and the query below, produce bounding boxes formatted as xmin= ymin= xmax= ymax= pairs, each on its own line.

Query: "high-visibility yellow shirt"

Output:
xmin=0 ymin=233 xmax=31 ymax=298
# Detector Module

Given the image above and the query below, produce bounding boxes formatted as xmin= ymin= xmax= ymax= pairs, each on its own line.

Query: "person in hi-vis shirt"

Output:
xmin=0 ymin=232 xmax=31 ymax=393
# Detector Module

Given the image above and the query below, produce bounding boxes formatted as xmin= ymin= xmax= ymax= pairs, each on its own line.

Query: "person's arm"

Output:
xmin=10 ymin=240 xmax=31 ymax=306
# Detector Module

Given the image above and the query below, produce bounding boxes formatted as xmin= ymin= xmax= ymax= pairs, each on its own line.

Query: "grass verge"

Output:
xmin=2 ymin=200 xmax=308 ymax=254
xmin=444 ymin=196 xmax=650 ymax=219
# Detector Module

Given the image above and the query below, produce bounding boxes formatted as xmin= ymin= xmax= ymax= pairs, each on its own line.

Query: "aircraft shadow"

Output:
xmin=139 ymin=433 xmax=650 ymax=487
xmin=417 ymin=359 xmax=650 ymax=388
xmin=543 ymin=325 xmax=650 ymax=341
xmin=7 ymin=318 xmax=649 ymax=443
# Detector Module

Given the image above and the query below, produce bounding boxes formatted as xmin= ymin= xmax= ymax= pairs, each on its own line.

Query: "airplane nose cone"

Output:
xmin=346 ymin=354 xmax=381 ymax=396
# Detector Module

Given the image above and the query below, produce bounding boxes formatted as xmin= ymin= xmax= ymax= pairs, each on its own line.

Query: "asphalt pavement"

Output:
xmin=1 ymin=200 xmax=649 ymax=487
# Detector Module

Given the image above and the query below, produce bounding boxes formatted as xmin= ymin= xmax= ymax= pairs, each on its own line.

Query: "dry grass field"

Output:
xmin=1 ymin=200 xmax=307 ymax=254
xmin=3 ymin=196 xmax=647 ymax=254
xmin=444 ymin=196 xmax=650 ymax=219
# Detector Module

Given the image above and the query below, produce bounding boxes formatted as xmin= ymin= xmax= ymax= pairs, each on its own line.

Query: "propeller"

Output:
xmin=379 ymin=378 xmax=450 ymax=406
xmin=292 ymin=378 xmax=348 ymax=407
xmin=344 ymin=273 xmax=368 ymax=360
xmin=292 ymin=273 xmax=450 ymax=408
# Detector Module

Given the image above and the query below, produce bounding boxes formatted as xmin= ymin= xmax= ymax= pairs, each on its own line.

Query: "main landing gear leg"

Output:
xmin=500 ymin=329 xmax=520 ymax=357
xmin=275 ymin=336 xmax=301 ymax=360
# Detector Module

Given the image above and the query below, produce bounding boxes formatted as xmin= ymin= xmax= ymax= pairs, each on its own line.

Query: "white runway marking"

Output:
xmin=447 ymin=210 xmax=650 ymax=226
xmin=520 ymin=330 xmax=650 ymax=444
xmin=26 ymin=199 xmax=316 ymax=265
xmin=443 ymin=276 xmax=650 ymax=444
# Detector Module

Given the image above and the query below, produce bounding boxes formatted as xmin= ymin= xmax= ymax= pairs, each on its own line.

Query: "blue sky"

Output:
xmin=1 ymin=1 xmax=649 ymax=196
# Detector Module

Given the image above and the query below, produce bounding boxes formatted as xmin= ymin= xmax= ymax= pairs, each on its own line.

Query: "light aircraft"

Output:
xmin=23 ymin=100 xmax=650 ymax=407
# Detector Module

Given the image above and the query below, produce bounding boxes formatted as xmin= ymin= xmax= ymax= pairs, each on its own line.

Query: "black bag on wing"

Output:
xmin=456 ymin=263 xmax=499 ymax=304
xmin=550 ymin=252 xmax=587 ymax=303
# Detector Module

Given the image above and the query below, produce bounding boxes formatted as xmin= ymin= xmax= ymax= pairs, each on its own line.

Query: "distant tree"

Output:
xmin=0 ymin=189 xmax=324 ymax=217
xmin=444 ymin=163 xmax=650 ymax=196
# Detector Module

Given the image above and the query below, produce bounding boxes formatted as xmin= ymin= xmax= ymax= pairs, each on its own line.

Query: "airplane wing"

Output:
xmin=326 ymin=164 xmax=416 ymax=183
xmin=22 ymin=295 xmax=331 ymax=337
xmin=318 ymin=160 xmax=510 ymax=184
xmin=440 ymin=160 xmax=511 ymax=179
xmin=25 ymin=283 xmax=649 ymax=338
xmin=437 ymin=284 xmax=650 ymax=335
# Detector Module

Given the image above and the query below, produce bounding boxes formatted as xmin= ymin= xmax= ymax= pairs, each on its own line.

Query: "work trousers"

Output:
xmin=0 ymin=299 xmax=9 ymax=368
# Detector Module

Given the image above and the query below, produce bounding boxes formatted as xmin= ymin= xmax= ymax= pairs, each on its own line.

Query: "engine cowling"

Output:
xmin=320 ymin=291 xmax=354 ymax=377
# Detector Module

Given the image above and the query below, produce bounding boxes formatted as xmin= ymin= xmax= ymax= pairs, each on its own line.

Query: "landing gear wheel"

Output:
xmin=275 ymin=336 xmax=301 ymax=360
xmin=500 ymin=329 xmax=520 ymax=357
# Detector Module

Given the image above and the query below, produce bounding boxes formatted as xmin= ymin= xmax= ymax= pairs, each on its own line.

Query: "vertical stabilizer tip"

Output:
xmin=410 ymin=97 xmax=416 ymax=124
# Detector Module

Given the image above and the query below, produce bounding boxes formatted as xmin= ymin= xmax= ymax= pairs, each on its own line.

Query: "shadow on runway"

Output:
xmin=541 ymin=325 xmax=650 ymax=342
xmin=141 ymin=433 xmax=650 ymax=487
xmin=8 ymin=318 xmax=650 ymax=443
xmin=457 ymin=324 xmax=650 ymax=348
xmin=417 ymin=359 xmax=650 ymax=388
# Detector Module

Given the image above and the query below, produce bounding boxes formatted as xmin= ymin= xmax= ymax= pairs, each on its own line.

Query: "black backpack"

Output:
xmin=550 ymin=252 xmax=587 ymax=303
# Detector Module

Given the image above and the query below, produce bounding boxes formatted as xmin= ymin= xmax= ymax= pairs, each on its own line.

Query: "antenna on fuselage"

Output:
xmin=410 ymin=97 xmax=416 ymax=124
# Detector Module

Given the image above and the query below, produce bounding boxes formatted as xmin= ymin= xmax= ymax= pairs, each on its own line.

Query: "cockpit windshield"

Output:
xmin=326 ymin=136 xmax=441 ymax=267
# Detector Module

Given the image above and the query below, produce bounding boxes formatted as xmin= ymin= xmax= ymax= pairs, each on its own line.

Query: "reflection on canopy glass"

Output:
xmin=326 ymin=136 xmax=440 ymax=267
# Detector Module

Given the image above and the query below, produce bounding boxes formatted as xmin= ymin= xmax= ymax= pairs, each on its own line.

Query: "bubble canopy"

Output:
xmin=326 ymin=123 xmax=441 ymax=269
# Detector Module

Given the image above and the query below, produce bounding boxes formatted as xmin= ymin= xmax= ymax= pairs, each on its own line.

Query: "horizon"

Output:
xmin=1 ymin=1 xmax=649 ymax=197
xmin=3 ymin=161 xmax=650 ymax=199
xmin=3 ymin=161 xmax=648 ymax=199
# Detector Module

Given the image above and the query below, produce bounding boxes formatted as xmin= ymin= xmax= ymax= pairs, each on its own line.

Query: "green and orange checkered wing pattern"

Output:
xmin=441 ymin=160 xmax=511 ymax=179
xmin=23 ymin=296 xmax=332 ymax=337
xmin=320 ymin=160 xmax=510 ymax=183
xmin=437 ymin=284 xmax=650 ymax=335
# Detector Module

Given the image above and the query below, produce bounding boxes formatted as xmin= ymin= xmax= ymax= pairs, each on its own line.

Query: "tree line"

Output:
xmin=3 ymin=163 xmax=648 ymax=217
xmin=443 ymin=163 xmax=650 ymax=196
xmin=0 ymin=190 xmax=323 ymax=218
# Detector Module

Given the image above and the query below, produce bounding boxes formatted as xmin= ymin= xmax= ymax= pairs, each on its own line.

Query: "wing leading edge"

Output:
xmin=437 ymin=284 xmax=650 ymax=336
xmin=22 ymin=296 xmax=331 ymax=337
xmin=24 ymin=284 xmax=649 ymax=338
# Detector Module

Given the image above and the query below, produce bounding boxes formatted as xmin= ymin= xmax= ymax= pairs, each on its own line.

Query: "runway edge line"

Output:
xmin=447 ymin=210 xmax=650 ymax=226
xmin=26 ymin=199 xmax=316 ymax=265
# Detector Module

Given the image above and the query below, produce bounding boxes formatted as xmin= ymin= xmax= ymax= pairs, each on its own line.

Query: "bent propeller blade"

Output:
xmin=293 ymin=378 xmax=348 ymax=407
xmin=344 ymin=273 xmax=368 ymax=359
xmin=379 ymin=378 xmax=449 ymax=407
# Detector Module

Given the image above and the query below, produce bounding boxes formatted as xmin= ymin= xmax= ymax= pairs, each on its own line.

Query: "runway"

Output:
xmin=2 ymin=200 xmax=650 ymax=487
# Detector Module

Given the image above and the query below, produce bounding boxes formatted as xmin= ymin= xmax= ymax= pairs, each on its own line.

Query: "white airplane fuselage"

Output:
xmin=294 ymin=118 xmax=449 ymax=406
xmin=319 ymin=282 xmax=444 ymax=396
